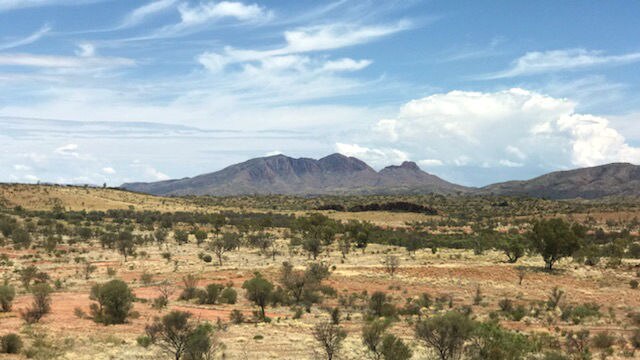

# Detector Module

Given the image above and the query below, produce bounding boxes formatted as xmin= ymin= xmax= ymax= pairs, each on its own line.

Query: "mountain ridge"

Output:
xmin=121 ymin=155 xmax=640 ymax=199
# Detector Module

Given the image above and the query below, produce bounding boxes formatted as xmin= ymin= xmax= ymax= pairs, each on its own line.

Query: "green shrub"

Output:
xmin=229 ymin=309 xmax=244 ymax=324
xmin=198 ymin=284 xmax=223 ymax=305
xmin=22 ymin=283 xmax=52 ymax=324
xmin=90 ymin=279 xmax=134 ymax=325
xmin=0 ymin=284 xmax=15 ymax=312
xmin=591 ymin=332 xmax=615 ymax=350
xmin=140 ymin=271 xmax=153 ymax=286
xmin=467 ymin=322 xmax=534 ymax=360
xmin=631 ymin=329 xmax=640 ymax=349
xmin=219 ymin=287 xmax=237 ymax=304
xmin=0 ymin=333 xmax=23 ymax=354
xmin=136 ymin=335 xmax=152 ymax=348
xmin=415 ymin=311 xmax=476 ymax=360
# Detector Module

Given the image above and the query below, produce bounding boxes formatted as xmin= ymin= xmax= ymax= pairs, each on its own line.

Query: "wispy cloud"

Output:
xmin=139 ymin=0 xmax=272 ymax=40
xmin=198 ymin=21 xmax=410 ymax=72
xmin=0 ymin=53 xmax=134 ymax=69
xmin=0 ymin=24 xmax=51 ymax=50
xmin=0 ymin=0 xmax=104 ymax=11
xmin=480 ymin=48 xmax=640 ymax=79
xmin=119 ymin=0 xmax=178 ymax=29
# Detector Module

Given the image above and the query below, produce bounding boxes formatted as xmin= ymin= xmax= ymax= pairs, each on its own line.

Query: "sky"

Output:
xmin=1 ymin=0 xmax=640 ymax=187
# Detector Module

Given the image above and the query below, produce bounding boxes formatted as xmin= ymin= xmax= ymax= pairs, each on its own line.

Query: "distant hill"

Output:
xmin=121 ymin=155 xmax=640 ymax=199
xmin=479 ymin=163 xmax=640 ymax=199
xmin=122 ymin=153 xmax=469 ymax=196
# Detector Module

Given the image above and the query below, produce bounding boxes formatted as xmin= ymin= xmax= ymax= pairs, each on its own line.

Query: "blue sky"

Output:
xmin=1 ymin=0 xmax=640 ymax=186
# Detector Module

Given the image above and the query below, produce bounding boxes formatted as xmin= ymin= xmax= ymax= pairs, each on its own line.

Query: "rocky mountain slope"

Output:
xmin=122 ymin=153 xmax=468 ymax=196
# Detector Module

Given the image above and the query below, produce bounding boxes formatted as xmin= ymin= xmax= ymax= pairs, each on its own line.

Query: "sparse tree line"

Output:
xmin=2 ymin=203 xmax=640 ymax=358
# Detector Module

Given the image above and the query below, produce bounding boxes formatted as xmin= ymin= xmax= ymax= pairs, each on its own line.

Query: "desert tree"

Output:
xmin=415 ymin=311 xmax=476 ymax=360
xmin=242 ymin=272 xmax=273 ymax=321
xmin=145 ymin=310 xmax=219 ymax=360
xmin=363 ymin=319 xmax=390 ymax=360
xmin=466 ymin=322 xmax=534 ymax=360
xmin=154 ymin=228 xmax=169 ymax=244
xmin=116 ymin=230 xmax=135 ymax=262
xmin=369 ymin=291 xmax=395 ymax=318
xmin=174 ymin=229 xmax=189 ymax=245
xmin=344 ymin=220 xmax=372 ymax=253
xmin=384 ymin=254 xmax=400 ymax=277
xmin=499 ymin=235 xmax=526 ymax=263
xmin=90 ymin=279 xmax=134 ymax=325
xmin=338 ymin=235 xmax=351 ymax=259
xmin=0 ymin=283 xmax=15 ymax=312
xmin=527 ymin=218 xmax=582 ymax=270
xmin=21 ymin=283 xmax=52 ymax=324
xmin=208 ymin=232 xmax=239 ymax=266
xmin=313 ymin=321 xmax=346 ymax=360
xmin=193 ymin=229 xmax=208 ymax=247
xmin=82 ymin=261 xmax=97 ymax=280
xmin=280 ymin=262 xmax=331 ymax=307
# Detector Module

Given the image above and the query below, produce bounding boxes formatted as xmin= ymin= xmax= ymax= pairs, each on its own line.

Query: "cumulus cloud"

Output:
xmin=335 ymin=142 xmax=408 ymax=169
xmin=350 ymin=88 xmax=640 ymax=172
xmin=144 ymin=166 xmax=169 ymax=181
xmin=178 ymin=1 xmax=268 ymax=25
xmin=482 ymin=49 xmax=640 ymax=79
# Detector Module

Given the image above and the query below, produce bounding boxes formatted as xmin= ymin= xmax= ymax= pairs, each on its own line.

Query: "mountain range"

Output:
xmin=121 ymin=154 xmax=640 ymax=199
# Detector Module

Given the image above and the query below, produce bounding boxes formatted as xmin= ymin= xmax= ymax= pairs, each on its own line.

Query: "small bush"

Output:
xmin=152 ymin=296 xmax=168 ymax=309
xmin=22 ymin=283 xmax=52 ymax=324
xmin=630 ymin=279 xmax=639 ymax=289
xmin=0 ymin=284 xmax=15 ymax=312
xmin=140 ymin=272 xmax=154 ymax=286
xmin=90 ymin=279 xmax=134 ymax=325
xmin=631 ymin=329 xmax=640 ymax=349
xmin=230 ymin=309 xmax=244 ymax=324
xmin=198 ymin=284 xmax=223 ymax=305
xmin=0 ymin=333 xmax=23 ymax=354
xmin=591 ymin=332 xmax=615 ymax=351
xmin=137 ymin=335 xmax=152 ymax=348
xmin=219 ymin=287 xmax=237 ymax=304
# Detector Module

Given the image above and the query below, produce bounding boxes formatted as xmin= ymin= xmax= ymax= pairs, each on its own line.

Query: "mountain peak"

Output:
xmin=381 ymin=161 xmax=421 ymax=172
xmin=318 ymin=153 xmax=374 ymax=173
xmin=122 ymin=153 xmax=464 ymax=196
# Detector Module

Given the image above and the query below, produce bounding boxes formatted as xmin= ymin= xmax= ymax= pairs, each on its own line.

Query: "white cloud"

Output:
xmin=0 ymin=24 xmax=50 ymax=50
xmin=264 ymin=150 xmax=283 ymax=156
xmin=482 ymin=49 xmax=640 ymax=79
xmin=144 ymin=166 xmax=169 ymax=181
xmin=418 ymin=159 xmax=443 ymax=167
xmin=0 ymin=0 xmax=103 ymax=11
xmin=0 ymin=53 xmax=134 ymax=69
xmin=102 ymin=167 xmax=116 ymax=174
xmin=356 ymin=88 xmax=640 ymax=171
xmin=198 ymin=22 xmax=408 ymax=73
xmin=178 ymin=1 xmax=268 ymax=25
xmin=13 ymin=164 xmax=31 ymax=171
xmin=505 ymin=145 xmax=526 ymax=160
xmin=75 ymin=43 xmax=95 ymax=57
xmin=283 ymin=22 xmax=411 ymax=53
xmin=120 ymin=0 xmax=178 ymax=28
xmin=499 ymin=159 xmax=523 ymax=167
xmin=335 ymin=142 xmax=408 ymax=169
xmin=54 ymin=143 xmax=80 ymax=157
xmin=321 ymin=58 xmax=372 ymax=72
